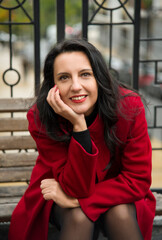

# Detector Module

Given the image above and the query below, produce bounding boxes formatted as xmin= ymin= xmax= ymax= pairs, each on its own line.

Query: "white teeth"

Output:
xmin=71 ymin=96 xmax=86 ymax=100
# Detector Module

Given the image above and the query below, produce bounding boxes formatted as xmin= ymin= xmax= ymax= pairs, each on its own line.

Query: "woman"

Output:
xmin=9 ymin=39 xmax=156 ymax=240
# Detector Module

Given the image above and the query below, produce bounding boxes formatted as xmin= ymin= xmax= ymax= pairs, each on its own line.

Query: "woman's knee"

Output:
xmin=64 ymin=207 xmax=92 ymax=226
xmin=104 ymin=203 xmax=137 ymax=223
xmin=103 ymin=204 xmax=143 ymax=240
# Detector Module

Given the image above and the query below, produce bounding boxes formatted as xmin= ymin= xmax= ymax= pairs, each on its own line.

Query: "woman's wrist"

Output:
xmin=70 ymin=198 xmax=80 ymax=208
xmin=73 ymin=116 xmax=87 ymax=132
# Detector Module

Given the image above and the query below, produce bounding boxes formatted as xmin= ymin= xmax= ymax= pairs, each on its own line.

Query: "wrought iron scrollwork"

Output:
xmin=83 ymin=0 xmax=139 ymax=84
xmin=0 ymin=0 xmax=40 ymax=97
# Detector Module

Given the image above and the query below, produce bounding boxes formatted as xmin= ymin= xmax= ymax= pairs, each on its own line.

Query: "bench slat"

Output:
xmin=0 ymin=118 xmax=28 ymax=132
xmin=0 ymin=152 xmax=37 ymax=167
xmin=0 ymin=98 xmax=35 ymax=112
xmin=0 ymin=167 xmax=34 ymax=182
xmin=0 ymin=199 xmax=20 ymax=222
xmin=153 ymin=192 xmax=162 ymax=215
xmin=0 ymin=185 xmax=28 ymax=198
xmin=0 ymin=135 xmax=36 ymax=150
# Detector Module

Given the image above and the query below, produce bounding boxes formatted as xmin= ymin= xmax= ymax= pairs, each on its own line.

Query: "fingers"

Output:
xmin=40 ymin=179 xmax=57 ymax=201
xmin=40 ymin=178 xmax=56 ymax=188
xmin=46 ymin=85 xmax=67 ymax=114
xmin=46 ymin=85 xmax=59 ymax=108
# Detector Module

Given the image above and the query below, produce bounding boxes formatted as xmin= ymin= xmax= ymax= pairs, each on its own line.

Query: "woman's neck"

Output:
xmin=85 ymin=105 xmax=98 ymax=127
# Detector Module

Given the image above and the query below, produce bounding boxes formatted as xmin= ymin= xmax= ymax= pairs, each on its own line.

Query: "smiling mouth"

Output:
xmin=71 ymin=95 xmax=86 ymax=100
xmin=70 ymin=95 xmax=87 ymax=103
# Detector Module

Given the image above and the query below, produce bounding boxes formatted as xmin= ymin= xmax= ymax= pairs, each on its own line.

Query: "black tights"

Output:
xmin=50 ymin=203 xmax=144 ymax=240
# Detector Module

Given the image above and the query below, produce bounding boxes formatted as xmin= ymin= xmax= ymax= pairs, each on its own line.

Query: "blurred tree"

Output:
xmin=65 ymin=0 xmax=82 ymax=25
xmin=0 ymin=0 xmax=82 ymax=37
xmin=40 ymin=0 xmax=56 ymax=37
xmin=141 ymin=0 xmax=152 ymax=9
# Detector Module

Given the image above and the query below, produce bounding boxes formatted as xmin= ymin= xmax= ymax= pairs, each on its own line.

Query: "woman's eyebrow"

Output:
xmin=79 ymin=69 xmax=93 ymax=73
xmin=56 ymin=72 xmax=69 ymax=76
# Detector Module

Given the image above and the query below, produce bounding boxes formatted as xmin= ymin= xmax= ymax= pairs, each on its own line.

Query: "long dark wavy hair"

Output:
xmin=36 ymin=38 xmax=135 ymax=164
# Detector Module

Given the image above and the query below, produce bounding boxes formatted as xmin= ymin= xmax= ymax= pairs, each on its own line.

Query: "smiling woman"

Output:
xmin=9 ymin=39 xmax=156 ymax=240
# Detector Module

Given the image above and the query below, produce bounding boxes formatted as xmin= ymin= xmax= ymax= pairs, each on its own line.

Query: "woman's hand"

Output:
xmin=46 ymin=86 xmax=87 ymax=132
xmin=40 ymin=178 xmax=80 ymax=208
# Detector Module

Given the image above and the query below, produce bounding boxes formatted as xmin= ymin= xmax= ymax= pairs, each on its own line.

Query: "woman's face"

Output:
xmin=53 ymin=51 xmax=98 ymax=116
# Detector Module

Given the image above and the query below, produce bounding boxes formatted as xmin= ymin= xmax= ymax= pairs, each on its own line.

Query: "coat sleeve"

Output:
xmin=79 ymin=97 xmax=153 ymax=221
xmin=27 ymin=108 xmax=98 ymax=198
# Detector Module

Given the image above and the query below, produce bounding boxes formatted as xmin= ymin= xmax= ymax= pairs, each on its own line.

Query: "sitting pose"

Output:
xmin=9 ymin=39 xmax=156 ymax=240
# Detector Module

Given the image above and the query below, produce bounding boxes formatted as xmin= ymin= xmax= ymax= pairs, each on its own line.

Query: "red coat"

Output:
xmin=9 ymin=92 xmax=156 ymax=240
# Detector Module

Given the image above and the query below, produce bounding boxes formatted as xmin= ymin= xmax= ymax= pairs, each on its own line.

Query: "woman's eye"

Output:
xmin=59 ymin=75 xmax=69 ymax=80
xmin=81 ymin=72 xmax=91 ymax=77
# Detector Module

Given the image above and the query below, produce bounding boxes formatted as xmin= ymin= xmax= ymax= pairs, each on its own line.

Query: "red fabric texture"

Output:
xmin=9 ymin=91 xmax=156 ymax=240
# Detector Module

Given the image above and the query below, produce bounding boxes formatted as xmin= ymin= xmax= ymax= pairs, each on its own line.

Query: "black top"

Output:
xmin=72 ymin=106 xmax=98 ymax=154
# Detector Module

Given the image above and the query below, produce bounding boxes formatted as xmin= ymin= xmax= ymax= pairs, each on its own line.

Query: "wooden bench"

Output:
xmin=0 ymin=98 xmax=37 ymax=222
xmin=0 ymin=98 xmax=162 ymax=240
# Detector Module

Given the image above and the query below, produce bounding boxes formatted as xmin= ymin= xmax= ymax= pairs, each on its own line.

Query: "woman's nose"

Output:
xmin=71 ymin=78 xmax=82 ymax=91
